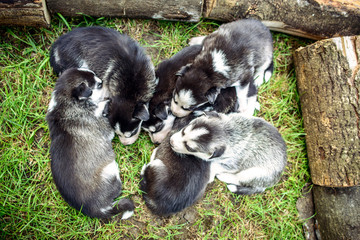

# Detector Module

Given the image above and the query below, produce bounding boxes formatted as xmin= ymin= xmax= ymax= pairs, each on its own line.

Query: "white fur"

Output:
xmin=77 ymin=68 xmax=95 ymax=74
xmin=114 ymin=122 xmax=141 ymax=146
xmin=235 ymin=83 xmax=250 ymax=113
xmin=241 ymin=95 xmax=258 ymax=116
xmin=150 ymin=147 xmax=158 ymax=161
xmin=121 ymin=210 xmax=134 ymax=220
xmin=170 ymin=125 xmax=209 ymax=154
xmin=264 ymin=69 xmax=272 ymax=83
xmin=148 ymin=158 xmax=166 ymax=169
xmin=150 ymin=114 xmax=176 ymax=144
xmin=94 ymin=100 xmax=108 ymax=117
xmin=253 ymin=59 xmax=272 ymax=87
xmin=100 ymin=206 xmax=112 ymax=214
xmin=102 ymin=61 xmax=115 ymax=81
xmin=79 ymin=60 xmax=89 ymax=70
xmin=211 ymin=49 xmax=230 ymax=78
xmin=48 ymin=91 xmax=57 ymax=112
xmin=216 ymin=167 xmax=269 ymax=185
xmin=226 ymin=184 xmax=238 ymax=193
xmin=171 ymin=91 xmax=195 ymax=117
xmin=53 ymin=48 xmax=60 ymax=64
xmin=101 ymin=161 xmax=120 ymax=182
xmin=188 ymin=36 xmax=206 ymax=46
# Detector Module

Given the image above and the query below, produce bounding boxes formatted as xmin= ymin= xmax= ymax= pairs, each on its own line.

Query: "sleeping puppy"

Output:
xmin=170 ymin=112 xmax=287 ymax=195
xmin=50 ymin=26 xmax=156 ymax=145
xmin=46 ymin=68 xmax=134 ymax=219
xmin=140 ymin=114 xmax=211 ymax=216
xmin=142 ymin=44 xmax=203 ymax=144
xmin=171 ymin=19 xmax=273 ymax=117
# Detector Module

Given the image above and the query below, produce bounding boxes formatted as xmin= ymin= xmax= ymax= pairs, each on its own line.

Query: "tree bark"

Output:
xmin=203 ymin=0 xmax=360 ymax=40
xmin=294 ymin=36 xmax=360 ymax=187
xmin=312 ymin=185 xmax=360 ymax=240
xmin=46 ymin=0 xmax=203 ymax=22
xmin=0 ymin=0 xmax=50 ymax=27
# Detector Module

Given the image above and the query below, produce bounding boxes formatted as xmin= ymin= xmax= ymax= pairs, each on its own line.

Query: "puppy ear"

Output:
xmin=205 ymin=87 xmax=220 ymax=105
xmin=204 ymin=111 xmax=221 ymax=119
xmin=210 ymin=146 xmax=226 ymax=159
xmin=154 ymin=103 xmax=168 ymax=120
xmin=133 ymin=103 xmax=150 ymax=121
xmin=73 ymin=82 xmax=92 ymax=100
xmin=176 ymin=63 xmax=192 ymax=77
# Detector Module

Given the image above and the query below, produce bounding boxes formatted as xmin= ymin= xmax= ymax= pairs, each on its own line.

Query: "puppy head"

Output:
xmin=169 ymin=112 xmax=226 ymax=160
xmin=54 ymin=68 xmax=107 ymax=106
xmin=171 ymin=64 xmax=221 ymax=118
xmin=142 ymin=104 xmax=176 ymax=144
xmin=108 ymin=99 xmax=149 ymax=145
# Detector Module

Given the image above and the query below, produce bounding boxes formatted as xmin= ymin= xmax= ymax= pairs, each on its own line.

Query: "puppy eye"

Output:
xmin=131 ymin=126 xmax=139 ymax=135
xmin=155 ymin=123 xmax=164 ymax=132
xmin=181 ymin=106 xmax=190 ymax=111
xmin=97 ymin=82 xmax=103 ymax=89
xmin=184 ymin=141 xmax=196 ymax=152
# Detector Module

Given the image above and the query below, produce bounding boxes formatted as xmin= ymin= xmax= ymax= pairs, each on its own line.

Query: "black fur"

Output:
xmin=172 ymin=19 xmax=273 ymax=116
xmin=50 ymin=26 xmax=156 ymax=144
xmin=142 ymin=45 xmax=202 ymax=143
xmin=140 ymin=114 xmax=211 ymax=216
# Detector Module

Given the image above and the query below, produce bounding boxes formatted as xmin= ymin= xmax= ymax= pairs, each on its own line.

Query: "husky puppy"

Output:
xmin=142 ymin=44 xmax=202 ymax=144
xmin=197 ymin=81 xmax=259 ymax=116
xmin=46 ymin=68 xmax=134 ymax=219
xmin=170 ymin=112 xmax=287 ymax=195
xmin=140 ymin=114 xmax=211 ymax=216
xmin=50 ymin=26 xmax=156 ymax=145
xmin=171 ymin=19 xmax=273 ymax=117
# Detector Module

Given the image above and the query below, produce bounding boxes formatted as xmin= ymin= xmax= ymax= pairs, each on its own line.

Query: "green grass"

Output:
xmin=1 ymin=15 xmax=312 ymax=239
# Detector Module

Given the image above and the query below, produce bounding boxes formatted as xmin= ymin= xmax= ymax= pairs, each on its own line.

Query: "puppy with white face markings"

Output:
xmin=170 ymin=112 xmax=287 ymax=195
xmin=46 ymin=68 xmax=134 ymax=219
xmin=171 ymin=19 xmax=273 ymax=117
xmin=140 ymin=114 xmax=212 ymax=216
xmin=142 ymin=44 xmax=203 ymax=144
xmin=50 ymin=26 xmax=156 ymax=145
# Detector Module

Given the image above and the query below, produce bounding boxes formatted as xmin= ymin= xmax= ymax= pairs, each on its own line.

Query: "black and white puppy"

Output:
xmin=170 ymin=112 xmax=287 ymax=195
xmin=140 ymin=114 xmax=211 ymax=216
xmin=50 ymin=26 xmax=156 ymax=145
xmin=171 ymin=19 xmax=273 ymax=117
xmin=142 ymin=44 xmax=203 ymax=144
xmin=46 ymin=68 xmax=134 ymax=219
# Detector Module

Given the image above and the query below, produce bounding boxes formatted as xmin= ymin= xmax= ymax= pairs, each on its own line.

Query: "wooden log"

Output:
xmin=294 ymin=36 xmax=360 ymax=187
xmin=312 ymin=185 xmax=360 ymax=240
xmin=46 ymin=0 xmax=203 ymax=22
xmin=203 ymin=0 xmax=360 ymax=40
xmin=0 ymin=0 xmax=50 ymax=27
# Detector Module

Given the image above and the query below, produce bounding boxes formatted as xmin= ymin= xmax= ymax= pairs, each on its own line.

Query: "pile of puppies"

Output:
xmin=46 ymin=19 xmax=287 ymax=219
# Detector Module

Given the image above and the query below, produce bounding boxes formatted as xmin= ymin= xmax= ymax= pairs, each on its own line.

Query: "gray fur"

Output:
xmin=46 ymin=68 xmax=134 ymax=219
xmin=170 ymin=112 xmax=287 ymax=195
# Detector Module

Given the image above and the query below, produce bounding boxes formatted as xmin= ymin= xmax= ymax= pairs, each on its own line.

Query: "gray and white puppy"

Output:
xmin=50 ymin=26 xmax=156 ymax=145
xmin=170 ymin=112 xmax=287 ymax=195
xmin=140 ymin=114 xmax=211 ymax=216
xmin=142 ymin=44 xmax=203 ymax=144
xmin=171 ymin=19 xmax=273 ymax=117
xmin=46 ymin=68 xmax=134 ymax=219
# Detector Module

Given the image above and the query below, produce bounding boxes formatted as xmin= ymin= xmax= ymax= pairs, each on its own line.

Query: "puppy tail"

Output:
xmin=109 ymin=198 xmax=135 ymax=220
